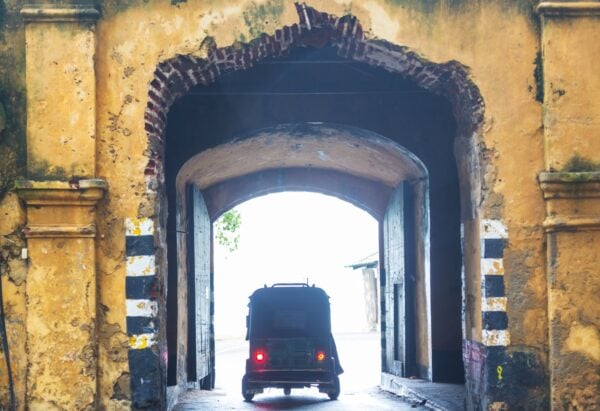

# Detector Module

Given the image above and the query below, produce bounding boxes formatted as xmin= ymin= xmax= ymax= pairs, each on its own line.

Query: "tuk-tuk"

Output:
xmin=242 ymin=283 xmax=343 ymax=401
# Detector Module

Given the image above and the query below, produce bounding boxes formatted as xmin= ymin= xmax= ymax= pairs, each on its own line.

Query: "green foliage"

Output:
xmin=215 ymin=209 xmax=242 ymax=253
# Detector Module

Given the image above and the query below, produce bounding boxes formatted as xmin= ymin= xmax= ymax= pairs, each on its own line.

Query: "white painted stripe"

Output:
xmin=126 ymin=299 xmax=158 ymax=317
xmin=482 ymin=297 xmax=507 ymax=312
xmin=482 ymin=330 xmax=510 ymax=346
xmin=125 ymin=218 xmax=154 ymax=236
xmin=482 ymin=258 xmax=504 ymax=275
xmin=480 ymin=219 xmax=508 ymax=239
xmin=126 ymin=255 xmax=156 ymax=277
xmin=129 ymin=333 xmax=157 ymax=350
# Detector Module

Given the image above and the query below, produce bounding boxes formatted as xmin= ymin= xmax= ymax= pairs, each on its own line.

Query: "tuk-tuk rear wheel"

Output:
xmin=327 ymin=376 xmax=340 ymax=400
xmin=242 ymin=375 xmax=254 ymax=402
xmin=283 ymin=387 xmax=291 ymax=396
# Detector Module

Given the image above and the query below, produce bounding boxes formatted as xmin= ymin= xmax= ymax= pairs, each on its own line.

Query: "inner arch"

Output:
xmin=176 ymin=123 xmax=427 ymax=199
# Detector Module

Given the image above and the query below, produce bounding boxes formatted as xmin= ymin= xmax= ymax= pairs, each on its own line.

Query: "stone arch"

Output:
xmin=176 ymin=122 xmax=429 ymax=219
xmin=137 ymin=3 xmax=485 ymax=408
xmin=171 ymin=122 xmax=431 ymax=389
xmin=143 ymin=3 xmax=484 ymax=218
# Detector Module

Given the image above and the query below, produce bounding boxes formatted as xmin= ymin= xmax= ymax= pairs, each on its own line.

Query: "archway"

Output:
xmin=171 ymin=124 xmax=431 ymax=389
xmin=134 ymin=4 xmax=484 ymax=408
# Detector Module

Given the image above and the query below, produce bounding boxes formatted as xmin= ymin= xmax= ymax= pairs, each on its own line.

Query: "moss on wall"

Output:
xmin=533 ymin=51 xmax=544 ymax=103
xmin=384 ymin=0 xmax=538 ymax=16
xmin=561 ymin=155 xmax=600 ymax=173
xmin=0 ymin=1 xmax=26 ymax=201
xmin=242 ymin=0 xmax=284 ymax=38
xmin=0 ymin=2 xmax=26 ymax=407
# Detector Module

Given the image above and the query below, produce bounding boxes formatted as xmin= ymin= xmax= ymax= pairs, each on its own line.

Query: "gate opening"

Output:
xmin=151 ymin=13 xmax=483 ymax=402
xmin=212 ymin=192 xmax=380 ymax=397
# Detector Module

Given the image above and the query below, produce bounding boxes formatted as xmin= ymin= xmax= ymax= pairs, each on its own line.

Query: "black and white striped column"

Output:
xmin=125 ymin=218 xmax=161 ymax=407
xmin=481 ymin=219 xmax=509 ymax=347
xmin=480 ymin=219 xmax=509 ymax=410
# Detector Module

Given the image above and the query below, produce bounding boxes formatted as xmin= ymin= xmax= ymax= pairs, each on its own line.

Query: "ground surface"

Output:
xmin=173 ymin=332 xmax=429 ymax=410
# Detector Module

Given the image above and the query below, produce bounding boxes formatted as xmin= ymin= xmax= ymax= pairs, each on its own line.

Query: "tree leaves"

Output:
xmin=214 ymin=209 xmax=242 ymax=253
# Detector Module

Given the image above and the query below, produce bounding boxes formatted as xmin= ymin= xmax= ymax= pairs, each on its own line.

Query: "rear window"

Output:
xmin=249 ymin=295 xmax=330 ymax=338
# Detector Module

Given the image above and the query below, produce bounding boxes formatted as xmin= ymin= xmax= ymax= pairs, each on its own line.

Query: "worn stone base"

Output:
xmin=381 ymin=373 xmax=465 ymax=411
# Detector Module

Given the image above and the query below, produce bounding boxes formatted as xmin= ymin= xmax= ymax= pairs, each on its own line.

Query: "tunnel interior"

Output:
xmin=164 ymin=45 xmax=463 ymax=387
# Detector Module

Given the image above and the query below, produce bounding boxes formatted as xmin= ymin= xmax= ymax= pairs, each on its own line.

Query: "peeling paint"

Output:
xmin=129 ymin=333 xmax=157 ymax=349
xmin=482 ymin=329 xmax=510 ymax=346
xmin=564 ymin=323 xmax=600 ymax=362
xmin=126 ymin=255 xmax=156 ymax=277
xmin=482 ymin=297 xmax=507 ymax=312
xmin=126 ymin=299 xmax=158 ymax=317
xmin=125 ymin=218 xmax=154 ymax=236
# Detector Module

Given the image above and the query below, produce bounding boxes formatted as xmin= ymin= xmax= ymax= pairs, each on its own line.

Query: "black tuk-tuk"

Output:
xmin=242 ymin=283 xmax=343 ymax=401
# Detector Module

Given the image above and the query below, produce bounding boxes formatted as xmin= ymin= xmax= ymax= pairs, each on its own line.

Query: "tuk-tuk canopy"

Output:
xmin=247 ymin=284 xmax=331 ymax=339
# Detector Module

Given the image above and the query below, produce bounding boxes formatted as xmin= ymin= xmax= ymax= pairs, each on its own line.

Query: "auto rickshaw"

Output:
xmin=241 ymin=283 xmax=343 ymax=401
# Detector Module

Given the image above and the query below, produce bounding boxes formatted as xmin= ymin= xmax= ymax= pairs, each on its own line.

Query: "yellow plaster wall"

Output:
xmin=25 ymin=22 xmax=96 ymax=179
xmin=542 ymin=15 xmax=600 ymax=170
xmin=548 ymin=231 xmax=600 ymax=409
xmin=0 ymin=194 xmax=27 ymax=409
xmin=90 ymin=1 xmax=546 ymax=405
xmin=26 ymin=237 xmax=97 ymax=410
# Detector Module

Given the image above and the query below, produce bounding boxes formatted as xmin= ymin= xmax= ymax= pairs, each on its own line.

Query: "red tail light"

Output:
xmin=316 ymin=350 xmax=326 ymax=362
xmin=254 ymin=349 xmax=266 ymax=364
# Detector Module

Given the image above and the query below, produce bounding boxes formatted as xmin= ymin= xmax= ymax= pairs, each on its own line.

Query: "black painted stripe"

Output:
xmin=484 ymin=275 xmax=505 ymax=298
xmin=126 ymin=235 xmax=154 ymax=256
xmin=483 ymin=311 xmax=508 ymax=330
xmin=126 ymin=276 xmax=158 ymax=299
xmin=127 ymin=316 xmax=158 ymax=336
xmin=484 ymin=238 xmax=506 ymax=259
xmin=128 ymin=348 xmax=161 ymax=408
xmin=485 ymin=346 xmax=508 ymax=388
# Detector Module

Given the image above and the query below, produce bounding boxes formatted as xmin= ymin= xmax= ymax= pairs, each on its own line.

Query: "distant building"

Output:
xmin=347 ymin=254 xmax=379 ymax=332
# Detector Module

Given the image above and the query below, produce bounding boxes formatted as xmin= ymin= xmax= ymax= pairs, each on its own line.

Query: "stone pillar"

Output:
xmin=21 ymin=3 xmax=99 ymax=179
xmin=16 ymin=180 xmax=106 ymax=409
xmin=539 ymin=174 xmax=600 ymax=409
xmin=18 ymin=3 xmax=103 ymax=409
xmin=538 ymin=2 xmax=600 ymax=409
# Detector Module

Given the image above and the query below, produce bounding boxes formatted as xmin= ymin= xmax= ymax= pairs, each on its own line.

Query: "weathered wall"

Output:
xmin=0 ymin=0 xmax=27 ymax=408
xmin=0 ymin=0 xmax=598 ymax=409
xmin=539 ymin=4 xmax=600 ymax=409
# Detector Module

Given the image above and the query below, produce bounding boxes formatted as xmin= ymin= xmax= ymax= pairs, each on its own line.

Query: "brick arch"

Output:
xmin=144 ymin=2 xmax=485 ymax=217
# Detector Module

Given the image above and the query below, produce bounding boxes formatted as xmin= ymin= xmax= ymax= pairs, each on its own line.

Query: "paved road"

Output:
xmin=173 ymin=332 xmax=428 ymax=410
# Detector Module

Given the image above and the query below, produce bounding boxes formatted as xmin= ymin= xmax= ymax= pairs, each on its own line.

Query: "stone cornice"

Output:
xmin=23 ymin=224 xmax=97 ymax=238
xmin=538 ymin=2 xmax=600 ymax=17
xmin=15 ymin=179 xmax=107 ymax=206
xmin=21 ymin=5 xmax=100 ymax=23
xmin=16 ymin=179 xmax=106 ymax=238
xmin=543 ymin=216 xmax=600 ymax=232
xmin=539 ymin=172 xmax=600 ymax=199
xmin=539 ymin=172 xmax=600 ymax=232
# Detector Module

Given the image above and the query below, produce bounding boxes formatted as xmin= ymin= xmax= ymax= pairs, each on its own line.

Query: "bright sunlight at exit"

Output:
xmin=213 ymin=192 xmax=379 ymax=337
xmin=212 ymin=192 xmax=381 ymax=396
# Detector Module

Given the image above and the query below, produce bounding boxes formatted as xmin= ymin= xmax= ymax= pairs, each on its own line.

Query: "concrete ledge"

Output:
xmin=21 ymin=6 xmax=100 ymax=22
xmin=381 ymin=373 xmax=465 ymax=411
xmin=15 ymin=179 xmax=107 ymax=205
xmin=538 ymin=2 xmax=600 ymax=16
xmin=23 ymin=223 xmax=97 ymax=238
xmin=539 ymin=171 xmax=600 ymax=199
